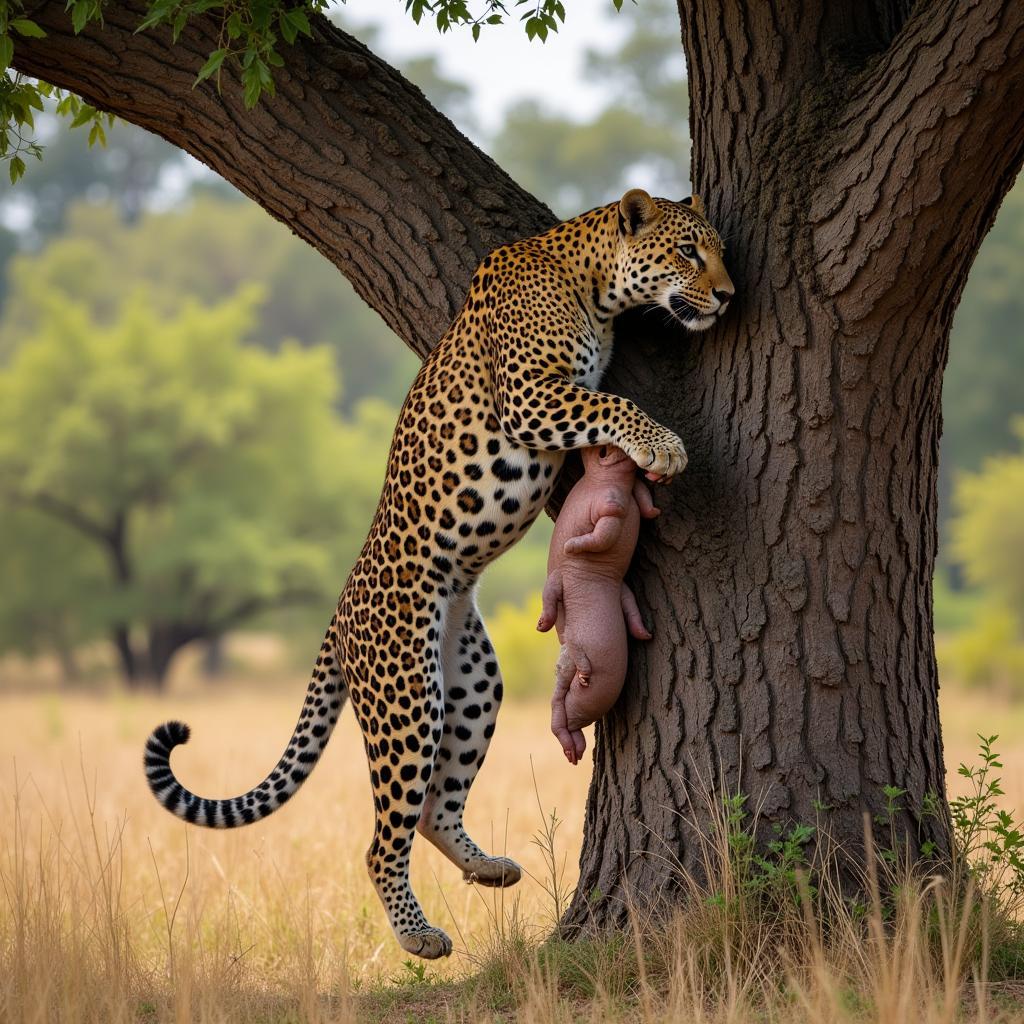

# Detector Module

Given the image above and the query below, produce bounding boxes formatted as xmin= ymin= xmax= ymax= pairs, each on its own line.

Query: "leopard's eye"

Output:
xmin=679 ymin=243 xmax=698 ymax=260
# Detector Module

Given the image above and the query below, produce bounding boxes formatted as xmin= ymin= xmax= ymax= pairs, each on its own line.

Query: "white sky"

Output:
xmin=338 ymin=0 xmax=631 ymax=134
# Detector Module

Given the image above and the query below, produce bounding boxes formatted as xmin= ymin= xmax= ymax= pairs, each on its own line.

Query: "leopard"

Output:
xmin=143 ymin=188 xmax=734 ymax=960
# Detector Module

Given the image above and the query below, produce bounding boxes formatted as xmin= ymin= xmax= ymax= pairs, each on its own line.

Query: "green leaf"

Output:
xmin=194 ymin=48 xmax=228 ymax=85
xmin=255 ymin=58 xmax=273 ymax=89
xmin=70 ymin=3 xmax=90 ymax=35
xmin=406 ymin=0 xmax=432 ymax=23
xmin=242 ymin=72 xmax=262 ymax=109
xmin=9 ymin=154 xmax=25 ymax=184
xmin=87 ymin=120 xmax=107 ymax=147
xmin=171 ymin=10 xmax=188 ymax=43
xmin=286 ymin=9 xmax=312 ymax=38
xmin=0 ymin=36 xmax=14 ymax=73
xmin=10 ymin=18 xmax=47 ymax=39
xmin=69 ymin=103 xmax=98 ymax=129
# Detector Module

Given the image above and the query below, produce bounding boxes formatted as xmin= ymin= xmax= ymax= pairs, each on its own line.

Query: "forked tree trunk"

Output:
xmin=13 ymin=0 xmax=1024 ymax=930
xmin=563 ymin=0 xmax=1024 ymax=927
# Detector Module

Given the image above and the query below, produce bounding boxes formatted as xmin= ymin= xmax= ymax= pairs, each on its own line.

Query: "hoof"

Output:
xmin=399 ymin=926 xmax=453 ymax=960
xmin=463 ymin=856 xmax=522 ymax=888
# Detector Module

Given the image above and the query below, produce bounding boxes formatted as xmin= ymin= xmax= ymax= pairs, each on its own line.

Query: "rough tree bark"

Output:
xmin=564 ymin=0 xmax=1024 ymax=928
xmin=12 ymin=0 xmax=1024 ymax=930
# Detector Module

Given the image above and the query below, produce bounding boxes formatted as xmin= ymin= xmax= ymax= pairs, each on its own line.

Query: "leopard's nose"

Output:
xmin=713 ymin=287 xmax=734 ymax=304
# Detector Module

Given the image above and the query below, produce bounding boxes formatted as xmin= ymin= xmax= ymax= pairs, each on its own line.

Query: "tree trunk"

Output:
xmin=111 ymin=624 xmax=144 ymax=688
xmin=13 ymin=0 xmax=1024 ymax=926
xmin=563 ymin=0 xmax=1024 ymax=928
xmin=53 ymin=636 xmax=80 ymax=685
xmin=146 ymin=623 xmax=200 ymax=691
xmin=200 ymin=635 xmax=227 ymax=680
xmin=109 ymin=623 xmax=198 ymax=690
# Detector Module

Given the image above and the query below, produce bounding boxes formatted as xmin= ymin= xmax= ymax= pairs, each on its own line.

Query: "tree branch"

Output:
xmin=678 ymin=0 xmax=915 ymax=225
xmin=11 ymin=2 xmax=555 ymax=358
xmin=810 ymin=0 xmax=1024 ymax=312
xmin=206 ymin=587 xmax=323 ymax=636
xmin=6 ymin=488 xmax=113 ymax=545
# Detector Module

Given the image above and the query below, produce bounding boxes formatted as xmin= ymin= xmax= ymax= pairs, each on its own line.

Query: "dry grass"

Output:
xmin=1 ymin=672 xmax=1023 ymax=1022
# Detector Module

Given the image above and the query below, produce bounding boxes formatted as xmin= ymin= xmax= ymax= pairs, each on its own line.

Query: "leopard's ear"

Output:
xmin=681 ymin=194 xmax=705 ymax=217
xmin=618 ymin=189 xmax=663 ymax=237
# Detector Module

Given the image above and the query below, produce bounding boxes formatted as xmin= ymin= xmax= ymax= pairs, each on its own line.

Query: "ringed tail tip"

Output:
xmin=150 ymin=720 xmax=191 ymax=751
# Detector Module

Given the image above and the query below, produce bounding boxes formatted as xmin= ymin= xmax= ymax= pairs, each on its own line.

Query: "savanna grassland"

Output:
xmin=0 ymin=638 xmax=587 ymax=1022
xmin=2 ymin=650 xmax=1024 ymax=1023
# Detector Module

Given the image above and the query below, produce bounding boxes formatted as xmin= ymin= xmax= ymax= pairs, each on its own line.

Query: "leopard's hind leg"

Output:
xmin=417 ymin=593 xmax=521 ymax=888
xmin=345 ymin=614 xmax=452 ymax=960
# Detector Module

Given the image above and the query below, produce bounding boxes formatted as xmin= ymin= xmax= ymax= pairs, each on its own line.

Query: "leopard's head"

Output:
xmin=616 ymin=189 xmax=734 ymax=331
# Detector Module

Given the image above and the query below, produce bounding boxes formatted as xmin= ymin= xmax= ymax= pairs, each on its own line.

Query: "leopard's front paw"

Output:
xmin=622 ymin=427 xmax=687 ymax=482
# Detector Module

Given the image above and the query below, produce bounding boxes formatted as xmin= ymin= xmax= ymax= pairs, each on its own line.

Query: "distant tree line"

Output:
xmin=0 ymin=0 xmax=1019 ymax=687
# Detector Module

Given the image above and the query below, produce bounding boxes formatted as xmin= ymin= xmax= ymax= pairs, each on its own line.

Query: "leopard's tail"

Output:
xmin=143 ymin=620 xmax=347 ymax=828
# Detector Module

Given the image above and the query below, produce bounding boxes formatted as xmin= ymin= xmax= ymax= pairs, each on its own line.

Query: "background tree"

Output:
xmin=951 ymin=423 xmax=1024 ymax=629
xmin=0 ymin=199 xmax=420 ymax=408
xmin=941 ymin=183 xmax=1024 ymax=543
xmin=4 ymin=0 xmax=1024 ymax=928
xmin=0 ymin=506 xmax=106 ymax=679
xmin=937 ymin=425 xmax=1024 ymax=696
xmin=0 ymin=286 xmax=392 ymax=686
xmin=491 ymin=0 xmax=690 ymax=214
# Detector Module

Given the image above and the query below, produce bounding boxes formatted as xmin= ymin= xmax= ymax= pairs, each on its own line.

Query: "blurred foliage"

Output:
xmin=942 ymin=182 xmax=1024 ymax=540
xmin=0 ymin=199 xmax=420 ymax=411
xmin=951 ymin=421 xmax=1024 ymax=625
xmin=936 ymin=425 xmax=1024 ymax=698
xmin=0 ymin=286 xmax=391 ymax=683
xmin=478 ymin=514 xmax=551 ymax=613
xmin=491 ymin=0 xmax=689 ymax=215
xmin=492 ymin=101 xmax=686 ymax=217
xmin=932 ymin=569 xmax=986 ymax=634
xmin=0 ymin=506 xmax=107 ymax=673
xmin=487 ymin=592 xmax=560 ymax=700
xmin=937 ymin=607 xmax=1024 ymax=698
xmin=0 ymin=104 xmax=186 ymax=245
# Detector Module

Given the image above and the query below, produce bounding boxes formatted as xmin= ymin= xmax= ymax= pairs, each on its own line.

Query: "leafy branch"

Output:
xmin=0 ymin=1 xmax=113 ymax=182
xmin=1 ymin=0 xmax=610 ymax=179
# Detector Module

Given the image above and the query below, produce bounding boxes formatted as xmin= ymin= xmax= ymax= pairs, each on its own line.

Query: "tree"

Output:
xmin=6 ymin=1 xmax=1024 ymax=929
xmin=491 ymin=0 xmax=690 ymax=215
xmin=0 ymin=505 xmax=107 ymax=678
xmin=0 ymin=198 xmax=420 ymax=409
xmin=0 ymin=286 xmax=393 ymax=686
xmin=490 ymin=100 xmax=686 ymax=217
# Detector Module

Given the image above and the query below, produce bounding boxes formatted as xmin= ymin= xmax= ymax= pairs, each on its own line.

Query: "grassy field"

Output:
xmin=2 ymin=672 xmax=1024 ymax=1022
